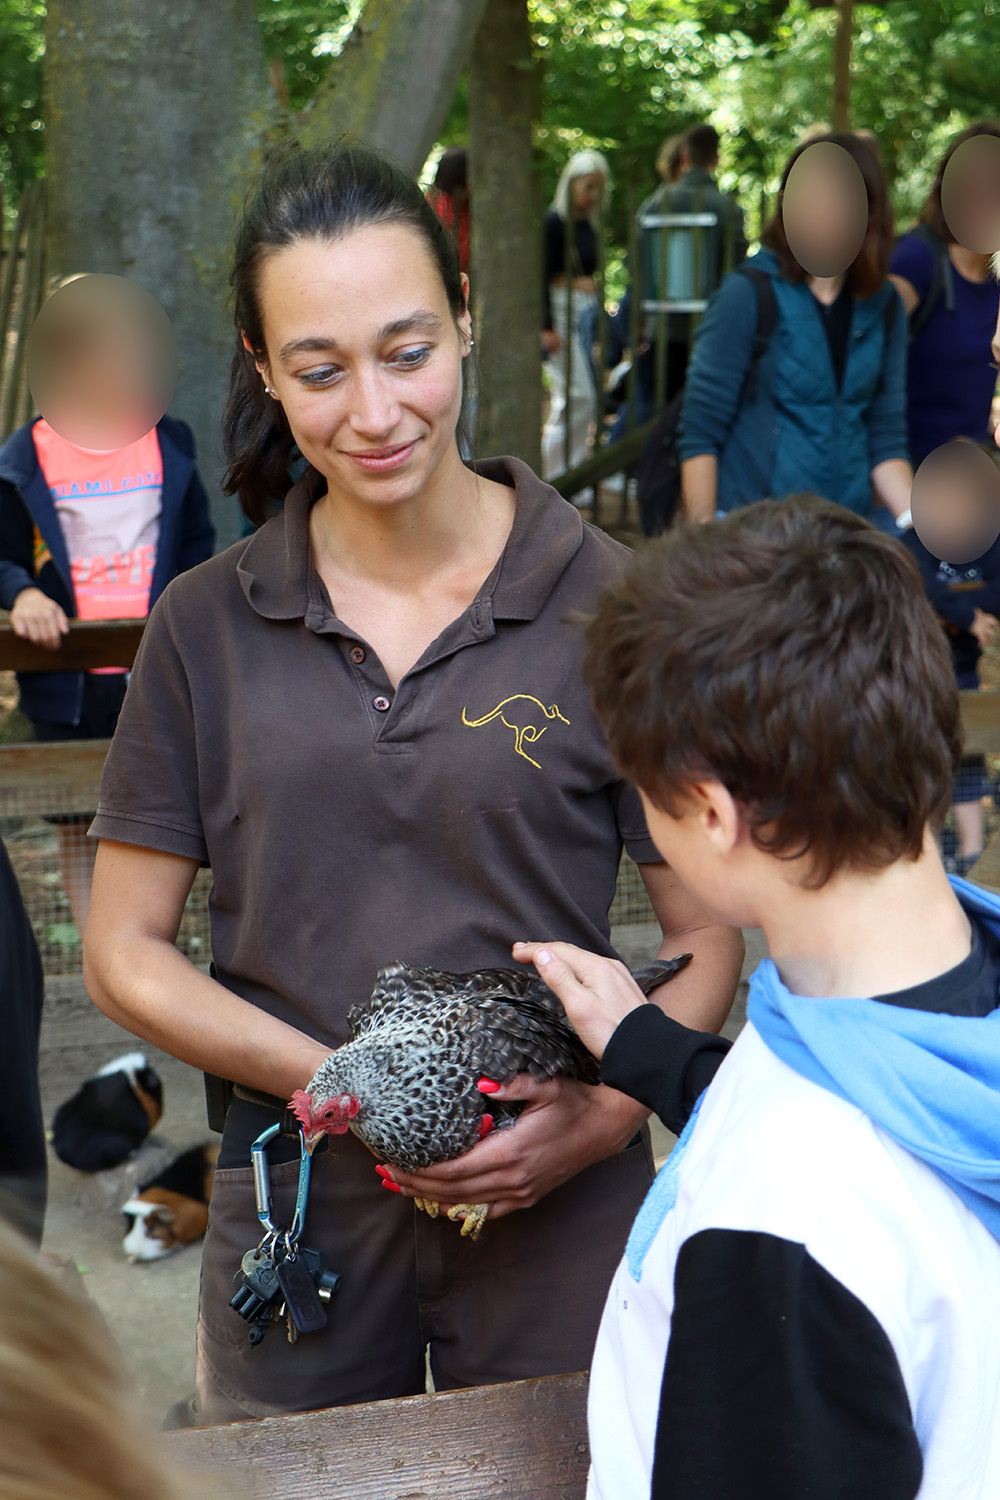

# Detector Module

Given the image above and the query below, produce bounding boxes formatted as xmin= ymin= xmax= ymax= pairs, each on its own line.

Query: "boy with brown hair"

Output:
xmin=513 ymin=495 xmax=1000 ymax=1500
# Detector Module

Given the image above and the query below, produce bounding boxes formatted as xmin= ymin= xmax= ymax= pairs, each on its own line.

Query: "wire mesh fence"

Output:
xmin=2 ymin=813 xmax=213 ymax=975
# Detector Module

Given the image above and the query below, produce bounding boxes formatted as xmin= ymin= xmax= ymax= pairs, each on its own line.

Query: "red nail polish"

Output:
xmin=478 ymin=1113 xmax=493 ymax=1139
xmin=477 ymin=1077 xmax=501 ymax=1094
xmin=381 ymin=1179 xmax=402 ymax=1193
xmin=374 ymin=1164 xmax=390 ymax=1178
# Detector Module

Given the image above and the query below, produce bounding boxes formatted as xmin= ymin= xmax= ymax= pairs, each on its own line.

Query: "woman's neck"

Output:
xmin=806 ymin=272 xmax=845 ymax=305
xmin=309 ymin=445 xmax=510 ymax=592
xmin=948 ymin=242 xmax=990 ymax=283
xmin=758 ymin=839 xmax=972 ymax=1001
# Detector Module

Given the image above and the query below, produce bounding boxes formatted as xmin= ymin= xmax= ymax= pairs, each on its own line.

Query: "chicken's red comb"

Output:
xmin=289 ymin=1090 xmax=313 ymax=1130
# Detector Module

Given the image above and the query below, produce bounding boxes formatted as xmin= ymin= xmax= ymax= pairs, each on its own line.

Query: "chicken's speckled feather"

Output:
xmin=305 ymin=955 xmax=692 ymax=1173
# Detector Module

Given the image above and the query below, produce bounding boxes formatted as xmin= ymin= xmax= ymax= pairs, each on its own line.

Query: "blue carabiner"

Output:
xmin=250 ymin=1122 xmax=312 ymax=1243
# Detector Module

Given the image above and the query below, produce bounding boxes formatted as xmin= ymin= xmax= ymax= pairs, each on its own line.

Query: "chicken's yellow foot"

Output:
xmin=412 ymin=1197 xmax=440 ymax=1219
xmin=446 ymin=1202 xmax=490 ymax=1240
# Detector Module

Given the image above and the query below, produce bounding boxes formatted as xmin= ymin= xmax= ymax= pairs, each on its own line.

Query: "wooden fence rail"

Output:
xmin=165 ymin=1370 xmax=590 ymax=1500
xmin=0 ymin=617 xmax=145 ymax=674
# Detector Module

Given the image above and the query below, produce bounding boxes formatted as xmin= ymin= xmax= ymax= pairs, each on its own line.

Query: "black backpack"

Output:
xmin=904 ymin=221 xmax=955 ymax=342
xmin=636 ymin=266 xmax=778 ymax=538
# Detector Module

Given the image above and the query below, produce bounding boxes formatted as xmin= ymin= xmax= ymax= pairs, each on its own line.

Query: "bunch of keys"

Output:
xmin=229 ymin=1122 xmax=342 ymax=1348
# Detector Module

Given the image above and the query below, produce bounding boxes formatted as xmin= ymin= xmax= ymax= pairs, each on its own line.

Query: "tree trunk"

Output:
xmin=44 ymin=0 xmax=275 ymax=546
xmin=831 ymin=0 xmax=854 ymax=132
xmin=468 ymin=0 xmax=542 ymax=468
xmin=301 ymin=0 xmax=490 ymax=177
xmin=43 ymin=1 xmax=485 ymax=544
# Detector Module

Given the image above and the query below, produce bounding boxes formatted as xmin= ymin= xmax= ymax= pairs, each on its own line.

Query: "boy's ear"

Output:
xmin=692 ymin=780 xmax=742 ymax=855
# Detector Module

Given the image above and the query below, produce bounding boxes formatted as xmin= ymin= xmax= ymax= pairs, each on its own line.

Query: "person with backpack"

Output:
xmin=889 ymin=122 xmax=1000 ymax=468
xmin=638 ymin=124 xmax=747 ymax=403
xmin=678 ymin=133 xmax=911 ymax=527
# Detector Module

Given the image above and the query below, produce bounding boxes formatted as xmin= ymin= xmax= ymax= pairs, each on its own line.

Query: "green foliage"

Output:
xmin=257 ymin=0 xmax=356 ymax=110
xmin=519 ymin=0 xmax=1000 ymax=253
xmin=0 ymin=0 xmax=44 ymax=201
xmin=529 ymin=0 xmax=746 ymax=239
xmin=711 ymin=0 xmax=1000 ymax=229
xmin=257 ymin=0 xmax=355 ymax=109
xmin=4 ymin=0 xmax=1000 ymax=244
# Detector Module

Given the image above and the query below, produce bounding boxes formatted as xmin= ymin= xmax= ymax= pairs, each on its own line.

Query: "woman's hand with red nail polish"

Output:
xmin=379 ymin=1072 xmax=647 ymax=1223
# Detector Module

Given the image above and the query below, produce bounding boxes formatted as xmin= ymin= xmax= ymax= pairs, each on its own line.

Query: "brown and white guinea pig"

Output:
xmin=121 ymin=1143 xmax=219 ymax=1262
xmin=51 ymin=1051 xmax=163 ymax=1172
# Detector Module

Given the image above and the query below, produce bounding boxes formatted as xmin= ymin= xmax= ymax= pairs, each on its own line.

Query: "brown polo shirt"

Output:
xmin=91 ymin=456 xmax=661 ymax=1046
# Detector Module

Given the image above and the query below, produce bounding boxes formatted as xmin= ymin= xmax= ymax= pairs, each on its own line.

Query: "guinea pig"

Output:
xmin=121 ymin=1143 xmax=218 ymax=1262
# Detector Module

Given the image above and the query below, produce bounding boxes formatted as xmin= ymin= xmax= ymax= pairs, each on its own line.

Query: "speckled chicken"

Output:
xmin=289 ymin=953 xmax=692 ymax=1238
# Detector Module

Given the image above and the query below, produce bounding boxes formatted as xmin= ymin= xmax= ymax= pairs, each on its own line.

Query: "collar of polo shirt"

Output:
xmin=235 ymin=456 xmax=586 ymax=627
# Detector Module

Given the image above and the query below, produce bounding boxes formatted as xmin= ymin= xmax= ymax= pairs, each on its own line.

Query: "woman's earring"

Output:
xmin=263 ymin=381 xmax=277 ymax=398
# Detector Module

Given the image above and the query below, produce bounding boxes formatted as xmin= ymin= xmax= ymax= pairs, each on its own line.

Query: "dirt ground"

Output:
xmin=35 ymin=927 xmax=761 ymax=1428
xmin=38 ymin=974 xmax=210 ymax=1420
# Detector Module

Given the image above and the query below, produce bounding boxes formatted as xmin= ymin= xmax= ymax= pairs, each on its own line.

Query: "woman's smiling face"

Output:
xmin=252 ymin=221 xmax=471 ymax=506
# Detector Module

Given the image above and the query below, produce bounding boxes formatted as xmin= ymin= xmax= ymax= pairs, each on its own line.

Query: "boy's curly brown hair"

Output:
xmin=583 ymin=496 xmax=962 ymax=889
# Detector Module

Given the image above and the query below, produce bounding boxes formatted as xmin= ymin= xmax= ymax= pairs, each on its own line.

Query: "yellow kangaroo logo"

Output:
xmin=461 ymin=695 xmax=570 ymax=770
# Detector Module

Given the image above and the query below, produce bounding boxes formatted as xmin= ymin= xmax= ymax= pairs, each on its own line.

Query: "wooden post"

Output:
xmin=831 ymin=0 xmax=854 ymax=133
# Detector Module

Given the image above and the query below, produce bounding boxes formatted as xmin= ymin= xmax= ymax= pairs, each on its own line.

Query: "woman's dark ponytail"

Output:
xmin=221 ymin=343 xmax=297 ymax=528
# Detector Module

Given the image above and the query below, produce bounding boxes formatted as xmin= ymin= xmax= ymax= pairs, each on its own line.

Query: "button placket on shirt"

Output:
xmin=338 ymin=636 xmax=399 ymax=729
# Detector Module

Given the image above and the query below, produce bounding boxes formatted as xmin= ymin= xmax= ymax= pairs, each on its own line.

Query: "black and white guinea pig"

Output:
xmin=51 ymin=1051 xmax=163 ymax=1172
xmin=122 ymin=1143 xmax=219 ymax=1261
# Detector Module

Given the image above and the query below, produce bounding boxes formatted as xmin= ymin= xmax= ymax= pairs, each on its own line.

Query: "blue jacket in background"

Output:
xmin=678 ymin=248 xmax=909 ymax=515
xmin=0 ymin=414 xmax=216 ymax=725
xmin=901 ymin=526 xmax=1000 ymax=688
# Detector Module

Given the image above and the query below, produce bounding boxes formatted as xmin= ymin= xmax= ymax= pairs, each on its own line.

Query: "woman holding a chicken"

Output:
xmin=83 ymin=143 xmax=743 ymax=1423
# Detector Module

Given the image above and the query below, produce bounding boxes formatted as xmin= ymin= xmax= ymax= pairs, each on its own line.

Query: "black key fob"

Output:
xmin=276 ymin=1252 xmax=327 ymax=1334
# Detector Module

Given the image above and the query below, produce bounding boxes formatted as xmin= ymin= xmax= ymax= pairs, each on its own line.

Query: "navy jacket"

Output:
xmin=0 ymin=414 xmax=215 ymax=724
xmin=901 ymin=527 xmax=1000 ymax=688
xmin=678 ymin=249 xmax=909 ymax=515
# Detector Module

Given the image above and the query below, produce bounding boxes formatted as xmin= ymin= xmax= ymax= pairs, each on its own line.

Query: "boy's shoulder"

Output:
xmin=660 ymin=1023 xmax=996 ymax=1314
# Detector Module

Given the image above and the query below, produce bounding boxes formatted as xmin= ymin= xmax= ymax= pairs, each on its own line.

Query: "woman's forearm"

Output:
xmin=871 ymin=457 xmax=913 ymax=519
xmin=85 ymin=934 xmax=329 ymax=1098
xmin=84 ymin=841 xmax=331 ymax=1097
xmin=681 ymin=454 xmax=719 ymax=523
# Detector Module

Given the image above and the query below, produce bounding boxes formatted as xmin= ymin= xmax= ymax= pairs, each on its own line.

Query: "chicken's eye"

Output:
xmin=323 ymin=1107 xmax=336 ymax=1118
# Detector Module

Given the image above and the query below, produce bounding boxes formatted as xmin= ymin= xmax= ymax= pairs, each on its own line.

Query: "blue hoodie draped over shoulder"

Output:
xmin=678 ymin=249 xmax=909 ymax=515
xmin=748 ymin=875 xmax=1000 ymax=1243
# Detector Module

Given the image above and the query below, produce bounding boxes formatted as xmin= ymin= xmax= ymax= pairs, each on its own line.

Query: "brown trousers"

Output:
xmin=195 ymin=1123 xmax=654 ymax=1422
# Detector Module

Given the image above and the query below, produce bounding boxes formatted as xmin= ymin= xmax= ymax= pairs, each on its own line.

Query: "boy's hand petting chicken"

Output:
xmin=512 ymin=941 xmax=686 ymax=1061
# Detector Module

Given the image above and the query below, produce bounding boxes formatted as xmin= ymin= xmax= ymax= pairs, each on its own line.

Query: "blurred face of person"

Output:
xmin=941 ymin=135 xmax=1000 ymax=256
xmin=780 ymin=142 xmax=868 ymax=278
xmin=250 ymin=223 xmax=471 ymax=511
xmin=571 ymin=172 xmax=604 ymax=219
xmin=27 ymin=274 xmax=176 ymax=449
xmin=910 ymin=441 xmax=1000 ymax=564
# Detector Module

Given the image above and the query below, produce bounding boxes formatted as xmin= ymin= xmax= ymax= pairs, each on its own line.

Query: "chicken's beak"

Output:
xmin=303 ymin=1129 xmax=326 ymax=1156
